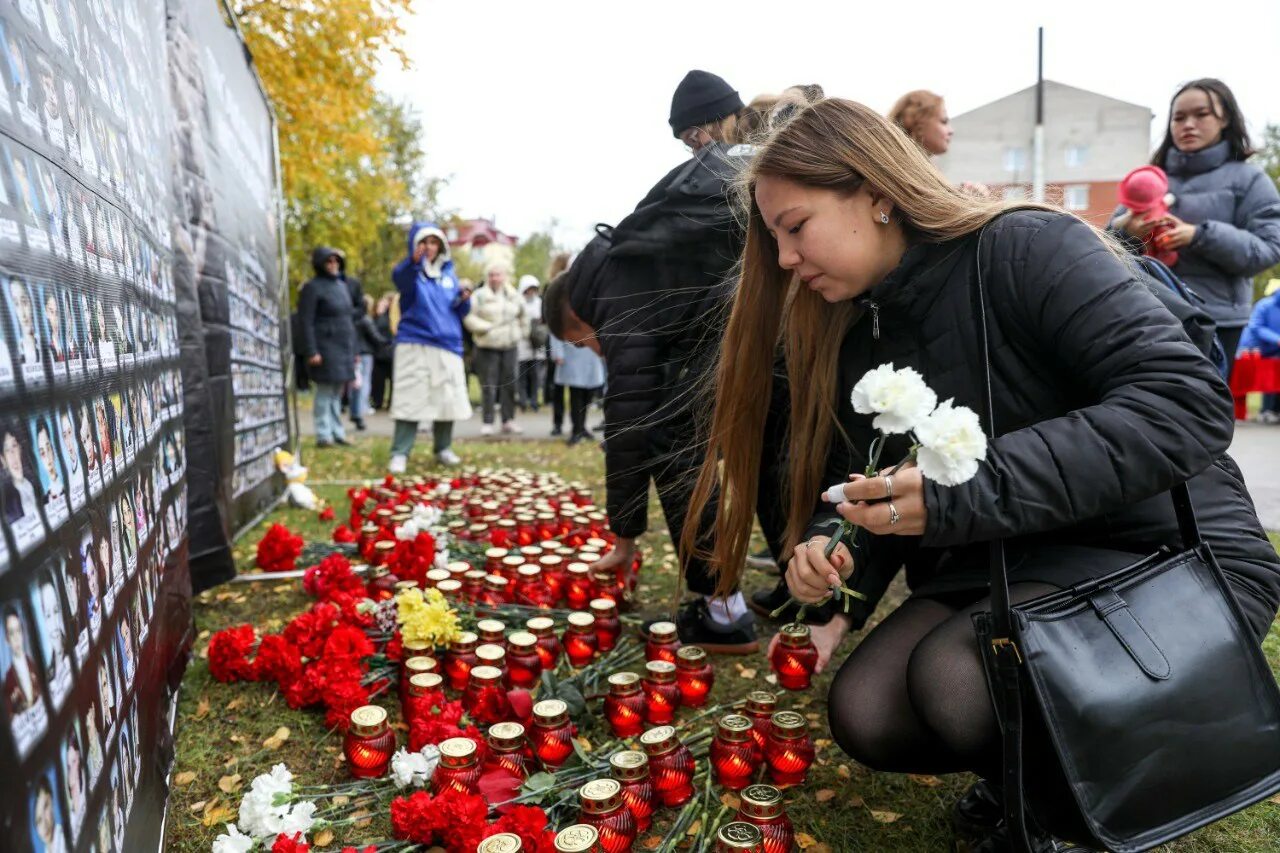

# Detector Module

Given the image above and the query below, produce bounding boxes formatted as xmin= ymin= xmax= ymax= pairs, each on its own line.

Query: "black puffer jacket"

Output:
xmin=568 ymin=142 xmax=748 ymax=537
xmin=808 ymin=210 xmax=1280 ymax=638
xmin=297 ymin=247 xmax=357 ymax=384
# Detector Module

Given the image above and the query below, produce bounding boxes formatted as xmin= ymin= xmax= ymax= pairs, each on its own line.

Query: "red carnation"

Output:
xmin=283 ymin=603 xmax=343 ymax=659
xmin=332 ymin=524 xmax=358 ymax=544
xmin=252 ymin=634 xmax=302 ymax=686
xmin=341 ymin=848 xmax=378 ymax=853
xmin=256 ymin=523 xmax=304 ymax=572
xmin=318 ymin=506 xmax=335 ymax=521
xmin=323 ymin=679 xmax=371 ymax=730
xmin=207 ymin=625 xmax=256 ymax=682
xmin=322 ymin=625 xmax=375 ymax=665
xmin=408 ymin=716 xmax=472 ymax=751
xmin=271 ymin=832 xmax=310 ymax=853
xmin=384 ymin=633 xmax=404 ymax=662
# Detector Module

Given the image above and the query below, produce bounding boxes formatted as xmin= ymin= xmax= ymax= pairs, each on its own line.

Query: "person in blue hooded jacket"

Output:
xmin=1240 ymin=279 xmax=1280 ymax=421
xmin=388 ymin=222 xmax=473 ymax=472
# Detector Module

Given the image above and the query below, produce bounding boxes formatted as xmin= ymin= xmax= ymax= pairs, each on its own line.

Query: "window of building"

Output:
xmin=1065 ymin=145 xmax=1089 ymax=168
xmin=1003 ymin=147 xmax=1026 ymax=173
xmin=1002 ymin=185 xmax=1027 ymax=201
xmin=1064 ymin=184 xmax=1090 ymax=211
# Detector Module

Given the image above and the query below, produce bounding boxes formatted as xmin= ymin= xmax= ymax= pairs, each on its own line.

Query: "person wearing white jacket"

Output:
xmin=465 ymin=261 xmax=529 ymax=434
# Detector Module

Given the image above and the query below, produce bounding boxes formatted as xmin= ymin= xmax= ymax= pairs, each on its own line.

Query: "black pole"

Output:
xmin=1036 ymin=27 xmax=1044 ymax=124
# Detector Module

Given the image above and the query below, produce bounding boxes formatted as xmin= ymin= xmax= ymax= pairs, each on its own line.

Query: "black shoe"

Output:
xmin=334 ymin=437 xmax=352 ymax=447
xmin=968 ymin=825 xmax=1090 ymax=853
xmin=315 ymin=440 xmax=334 ymax=448
xmin=566 ymin=432 xmax=588 ymax=446
xmin=550 ymin=426 xmax=563 ymax=437
xmin=643 ymin=598 xmax=758 ymax=655
xmin=747 ymin=579 xmax=835 ymax=625
xmin=353 ymin=417 xmax=367 ymax=431
xmin=951 ymin=779 xmax=1004 ymax=841
xmin=745 ymin=548 xmax=776 ymax=569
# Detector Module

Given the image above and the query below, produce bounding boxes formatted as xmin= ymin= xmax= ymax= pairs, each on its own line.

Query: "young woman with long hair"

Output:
xmin=682 ymin=96 xmax=1280 ymax=849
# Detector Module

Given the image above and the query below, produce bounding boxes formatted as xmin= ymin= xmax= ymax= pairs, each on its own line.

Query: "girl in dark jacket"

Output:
xmin=298 ymin=247 xmax=357 ymax=446
xmin=685 ymin=97 xmax=1280 ymax=849
xmin=1110 ymin=78 xmax=1280 ymax=374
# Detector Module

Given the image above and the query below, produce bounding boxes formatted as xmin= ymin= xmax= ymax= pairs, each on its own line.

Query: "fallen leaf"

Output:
xmin=1271 ymin=794 xmax=1280 ymax=805
xmin=643 ymin=837 xmax=663 ymax=850
xmin=810 ymin=845 xmax=834 ymax=853
xmin=332 ymin=795 xmax=350 ymax=806
xmin=575 ymin=736 xmax=592 ymax=753
xmin=174 ymin=771 xmax=197 ymax=786
xmin=224 ymin=756 xmax=238 ymax=770
xmin=720 ymin=792 xmax=741 ymax=810
xmin=739 ymin=668 xmax=757 ymax=680
xmin=226 ymin=697 xmax=247 ymax=712
xmin=870 ymin=810 xmax=902 ymax=824
xmin=263 ymin=726 xmax=291 ymax=749
xmin=352 ymin=809 xmax=373 ymax=828
xmin=836 ymin=764 xmax=852 ymax=779
xmin=814 ymin=738 xmax=832 ymax=750
xmin=202 ymin=799 xmax=235 ymax=827
xmin=217 ymin=773 xmax=242 ymax=794
xmin=313 ymin=828 xmax=334 ymax=847
xmin=686 ymin=819 xmax=701 ymax=837
xmin=908 ymin=774 xmax=942 ymax=788
xmin=796 ymin=832 xmax=819 ymax=849
xmin=189 ymin=800 xmax=207 ymax=813
xmin=193 ymin=698 xmax=210 ymax=720
xmin=815 ymin=789 xmax=836 ymax=803
xmin=849 ymin=794 xmax=865 ymax=808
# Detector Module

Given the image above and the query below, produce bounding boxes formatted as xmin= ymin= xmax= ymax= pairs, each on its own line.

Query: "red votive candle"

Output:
xmin=770 ymin=623 xmax=819 ymax=691
xmin=401 ymin=652 xmax=437 ymax=695
xmin=714 ymin=822 xmax=765 ymax=852
xmin=463 ymin=570 xmax=488 ymax=603
xmin=536 ymin=512 xmax=559 ymax=541
xmin=506 ymin=631 xmax=544 ymax=688
xmin=463 ymin=665 xmax=512 ymax=725
xmin=501 ymin=554 xmax=527 ymax=582
xmin=425 ymin=567 xmax=451 ymax=589
xmin=480 ymin=574 xmax=513 ymax=606
xmin=403 ymin=672 xmax=444 ymax=726
xmin=589 ymin=599 xmax=621 ymax=652
xmin=444 ymin=631 xmax=480 ymax=691
xmin=526 ymin=616 xmax=563 ymax=671
xmin=515 ymin=564 xmax=556 ymax=608
xmin=640 ymin=725 xmax=695 ymax=807
xmin=485 ymin=721 xmax=534 ymax=780
xmin=591 ymin=567 xmax=623 ymax=605
xmin=604 ymin=672 xmax=647 ymax=737
xmin=433 ymin=736 xmax=482 ymax=795
xmin=492 ymin=518 xmax=516 ymax=548
xmin=577 ymin=778 xmax=637 ymax=853
xmin=475 ymin=643 xmax=509 ymax=685
xmin=736 ymin=784 xmax=795 ymax=853
xmin=539 ymin=555 xmax=567 ymax=602
xmin=516 ymin=515 xmax=538 ymax=547
xmin=435 ymin=578 xmax=463 ymax=600
xmin=485 ymin=547 xmax=509 ymax=574
xmin=642 ymin=660 xmax=681 ymax=725
xmin=645 ymin=621 xmax=681 ymax=664
xmin=743 ymin=691 xmax=777 ymax=762
xmin=675 ymin=645 xmax=714 ymax=707
xmin=554 ymin=825 xmax=604 ymax=853
xmin=764 ymin=711 xmax=815 ymax=786
xmin=478 ymin=833 xmax=525 ymax=853
xmin=565 ymin=563 xmax=593 ymax=610
xmin=609 ymin=750 xmax=656 ymax=832
xmin=563 ymin=612 xmax=599 ymax=667
xmin=711 ymin=714 xmax=761 ymax=791
xmin=372 ymin=539 xmax=396 ymax=566
xmin=531 ymin=698 xmax=575 ymax=769
xmin=477 ymin=619 xmax=508 ymax=647
xmin=344 ymin=705 xmax=395 ymax=779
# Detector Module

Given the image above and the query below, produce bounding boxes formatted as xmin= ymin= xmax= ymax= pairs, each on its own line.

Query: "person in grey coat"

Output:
xmin=298 ymin=247 xmax=357 ymax=446
xmin=548 ymin=332 xmax=604 ymax=445
xmin=1110 ymin=78 xmax=1280 ymax=376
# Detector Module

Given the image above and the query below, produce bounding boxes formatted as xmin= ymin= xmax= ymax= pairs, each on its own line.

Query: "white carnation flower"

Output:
xmin=914 ymin=399 xmax=988 ymax=487
xmin=211 ymin=824 xmax=254 ymax=853
xmin=850 ymin=364 xmax=937 ymax=435
xmin=390 ymin=745 xmax=440 ymax=789
xmin=434 ymin=547 xmax=450 ymax=570
xmin=395 ymin=519 xmax=421 ymax=541
xmin=274 ymin=800 xmax=317 ymax=838
xmin=237 ymin=764 xmax=294 ymax=838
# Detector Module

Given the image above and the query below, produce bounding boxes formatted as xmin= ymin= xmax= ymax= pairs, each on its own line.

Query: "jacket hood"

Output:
xmin=407 ymin=221 xmax=452 ymax=278
xmin=311 ymin=246 xmax=345 ymax=276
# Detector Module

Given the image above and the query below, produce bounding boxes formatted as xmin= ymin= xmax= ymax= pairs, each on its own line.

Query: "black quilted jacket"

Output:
xmin=806 ymin=210 xmax=1280 ymax=637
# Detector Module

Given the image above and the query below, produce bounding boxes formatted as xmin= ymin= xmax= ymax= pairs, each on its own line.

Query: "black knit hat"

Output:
xmin=668 ymin=70 xmax=744 ymax=137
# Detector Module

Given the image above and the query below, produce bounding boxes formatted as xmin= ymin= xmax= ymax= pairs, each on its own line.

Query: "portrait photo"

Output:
xmin=31 ymin=410 xmax=70 ymax=529
xmin=1 ymin=416 xmax=47 ymax=553
xmin=1 ymin=602 xmax=48 ymax=756
xmin=56 ymin=405 xmax=86 ymax=511
xmin=29 ymin=563 xmax=73 ymax=709
xmin=28 ymin=762 xmax=69 ymax=853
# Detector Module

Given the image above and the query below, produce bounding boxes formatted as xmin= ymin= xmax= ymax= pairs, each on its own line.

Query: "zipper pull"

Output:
xmin=870 ymin=301 xmax=880 ymax=340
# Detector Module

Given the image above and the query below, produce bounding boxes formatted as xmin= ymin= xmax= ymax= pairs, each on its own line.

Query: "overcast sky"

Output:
xmin=376 ymin=0 xmax=1280 ymax=253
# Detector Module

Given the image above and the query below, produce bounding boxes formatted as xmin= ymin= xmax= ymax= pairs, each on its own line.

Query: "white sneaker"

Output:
xmin=502 ymin=420 xmax=523 ymax=434
xmin=480 ymin=424 xmax=494 ymax=436
xmin=436 ymin=448 xmax=461 ymax=466
xmin=388 ymin=454 xmax=407 ymax=474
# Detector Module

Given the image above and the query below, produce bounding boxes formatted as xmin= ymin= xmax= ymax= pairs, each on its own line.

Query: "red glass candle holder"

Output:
xmin=645 ymin=621 xmax=681 ymax=664
xmin=501 ymin=554 xmax=527 ymax=582
xmin=436 ymin=578 xmax=462 ymax=600
xmin=563 ymin=612 xmax=599 ymax=667
xmin=609 ymin=750 xmax=656 ymax=832
xmin=591 ymin=567 xmax=622 ymax=605
xmin=770 ymin=623 xmax=819 ymax=691
xmin=538 ymin=555 xmax=567 ymax=602
xmin=515 ymin=516 xmax=538 ymax=547
xmin=736 ymin=784 xmax=795 ymax=853
xmin=531 ymin=699 xmax=575 ymax=769
xmin=371 ymin=539 xmax=396 ymax=566
xmin=554 ymin=825 xmax=604 ymax=853
xmin=577 ymin=779 xmax=637 ymax=853
xmin=519 ymin=545 xmax=544 ymax=564
xmin=675 ymin=645 xmax=714 ymax=707
xmin=444 ymin=631 xmax=480 ymax=691
xmin=477 ymin=619 xmax=507 ymax=647
xmin=469 ymin=522 xmax=491 ymax=542
xmin=764 ymin=711 xmax=815 ymax=786
xmin=344 ymin=705 xmax=396 ymax=779
xmin=480 ymin=574 xmax=513 ymax=606
xmin=526 ymin=616 xmax=563 ymax=671
xmin=711 ymin=714 xmax=761 ymax=791
xmin=446 ymin=560 xmax=472 ymax=583
xmin=463 ymin=570 xmax=488 ymax=603
xmin=463 ymin=665 xmax=512 ymax=725
xmin=485 ymin=547 xmax=509 ymax=574
xmin=485 ymin=721 xmax=534 ymax=780
xmin=640 ymin=725 xmax=695 ymax=807
xmin=515 ymin=565 xmax=556 ymax=608
xmin=604 ymin=672 xmax=647 ymax=737
xmin=714 ymin=822 xmax=765 ymax=852
xmin=475 ymin=643 xmax=508 ymax=685
xmin=642 ymin=661 xmax=681 ymax=725
xmin=535 ymin=512 xmax=559 ymax=541
xmin=492 ymin=519 xmax=516 ymax=548
xmin=402 ymin=671 xmax=444 ymax=726
xmin=401 ymin=653 xmax=437 ymax=695
xmin=565 ymin=563 xmax=593 ymax=611
xmin=425 ymin=568 xmax=451 ymax=589
xmin=506 ymin=631 xmax=544 ymax=688
xmin=433 ymin=736 xmax=482 ymax=795
xmin=743 ymin=691 xmax=777 ymax=762
xmin=588 ymin=599 xmax=621 ymax=652
xmin=368 ymin=567 xmax=398 ymax=600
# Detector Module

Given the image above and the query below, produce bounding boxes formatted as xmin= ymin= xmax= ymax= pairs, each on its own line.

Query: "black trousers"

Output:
xmin=569 ymin=387 xmax=594 ymax=435
xmin=518 ymin=359 xmax=545 ymax=409
xmin=370 ymin=357 xmax=392 ymax=409
xmin=1219 ymin=325 xmax=1244 ymax=383
xmin=474 ymin=347 xmax=518 ymax=424
xmin=549 ymin=383 xmax=567 ymax=431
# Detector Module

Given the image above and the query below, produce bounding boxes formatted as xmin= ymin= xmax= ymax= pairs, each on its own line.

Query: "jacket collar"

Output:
xmin=860 ymin=238 xmax=968 ymax=319
xmin=1164 ymin=140 xmax=1231 ymax=177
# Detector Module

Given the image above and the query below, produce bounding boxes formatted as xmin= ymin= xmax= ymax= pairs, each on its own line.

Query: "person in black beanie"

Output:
xmin=669 ymin=69 xmax=745 ymax=150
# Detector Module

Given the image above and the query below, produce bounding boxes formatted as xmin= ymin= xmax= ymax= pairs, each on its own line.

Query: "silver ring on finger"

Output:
xmin=884 ymin=474 xmax=894 ymax=500
xmin=888 ymin=502 xmax=901 ymax=526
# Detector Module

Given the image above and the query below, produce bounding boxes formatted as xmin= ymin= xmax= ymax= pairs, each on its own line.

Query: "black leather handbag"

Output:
xmin=968 ymin=232 xmax=1280 ymax=853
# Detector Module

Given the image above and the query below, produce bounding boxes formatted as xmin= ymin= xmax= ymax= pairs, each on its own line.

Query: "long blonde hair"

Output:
xmin=682 ymin=96 xmax=1069 ymax=596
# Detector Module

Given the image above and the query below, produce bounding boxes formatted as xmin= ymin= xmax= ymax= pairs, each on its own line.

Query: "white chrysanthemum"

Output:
xmin=391 ymin=745 xmax=440 ymax=789
xmin=850 ymin=364 xmax=938 ymax=434
xmin=211 ymin=824 xmax=254 ymax=853
xmin=915 ymin=400 xmax=988 ymax=487
xmin=274 ymin=800 xmax=317 ymax=838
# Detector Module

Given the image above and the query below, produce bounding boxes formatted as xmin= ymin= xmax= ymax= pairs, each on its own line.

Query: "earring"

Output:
xmin=879 ymin=211 xmax=890 ymax=224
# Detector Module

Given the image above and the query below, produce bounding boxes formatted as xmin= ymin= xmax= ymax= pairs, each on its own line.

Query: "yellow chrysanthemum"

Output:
xmin=396 ymin=587 xmax=462 ymax=649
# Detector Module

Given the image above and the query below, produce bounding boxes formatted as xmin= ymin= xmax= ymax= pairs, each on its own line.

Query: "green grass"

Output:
xmin=165 ymin=437 xmax=1280 ymax=851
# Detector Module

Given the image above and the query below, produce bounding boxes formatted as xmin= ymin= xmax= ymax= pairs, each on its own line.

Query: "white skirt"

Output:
xmin=390 ymin=343 xmax=473 ymax=423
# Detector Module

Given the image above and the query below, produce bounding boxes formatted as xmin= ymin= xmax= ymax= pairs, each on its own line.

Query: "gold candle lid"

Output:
xmin=425 ymin=568 xmax=451 ymax=585
xmin=487 ymin=721 xmax=527 ymax=751
xmin=517 ymin=564 xmax=542 ymax=579
xmin=745 ymin=691 xmax=776 ymax=714
xmin=508 ymin=631 xmax=538 ymax=650
xmin=375 ymin=540 xmax=396 ymax=553
xmin=779 ymin=622 xmax=812 ymax=646
xmin=526 ymin=616 xmax=555 ymax=636
xmin=477 ymin=618 xmax=507 ymax=637
xmin=402 ymin=635 xmax=431 ymax=653
xmin=519 ymin=545 xmax=543 ymax=559
xmin=566 ymin=612 xmax=596 ymax=630
xmin=469 ymin=665 xmax=504 ymax=684
xmin=390 ymin=512 xmax=411 ymax=524
xmin=556 ymin=548 xmax=577 ymax=558
xmin=578 ymin=778 xmax=623 ymax=814
xmin=468 ymin=523 xmax=489 ymax=536
xmin=648 ymin=621 xmax=677 ymax=642
xmin=475 ymin=644 xmax=506 ymax=665
xmin=739 ymin=784 xmax=784 ymax=818
xmin=535 ymin=512 xmax=556 ymax=521
xmin=609 ymin=749 xmax=649 ymax=782
xmin=717 ymin=714 xmax=753 ymax=742
xmin=393 ymin=503 xmax=412 ymax=514
xmin=465 ymin=569 xmax=489 ymax=582
xmin=436 ymin=579 xmax=462 ymax=595
xmin=715 ymin=822 xmax=764 ymax=850
xmin=639 ymin=725 xmax=679 ymax=755
xmin=585 ymin=537 xmax=609 ymax=550
xmin=590 ymin=567 xmax=614 ymax=582
xmin=607 ymin=671 xmax=641 ymax=693
xmin=451 ymin=630 xmax=478 ymax=651
xmin=438 ymin=736 xmax=478 ymax=766
xmin=770 ymin=710 xmax=807 ymax=735
xmin=676 ymin=645 xmax=707 ymax=666
xmin=485 ymin=547 xmax=509 ymax=561
xmin=644 ymin=660 xmax=677 ymax=683
xmin=532 ymin=699 xmax=568 ymax=726
xmin=349 ymin=705 xmax=387 ymax=737
xmin=539 ymin=542 xmax=561 ymax=553
xmin=478 ymin=833 xmax=523 ymax=853
xmin=578 ymin=553 xmax=601 ymax=565
xmin=484 ymin=574 xmax=510 ymax=590
xmin=361 ymin=522 xmax=380 ymax=536
xmin=447 ymin=560 xmax=472 ymax=576
xmin=566 ymin=562 xmax=590 ymax=576
xmin=589 ymin=598 xmax=617 ymax=615
xmin=404 ymin=656 xmax=437 ymax=676
xmin=497 ymin=518 xmax=517 ymax=529
xmin=502 ymin=555 xmax=526 ymax=570
xmin=408 ymin=672 xmax=443 ymax=695
xmin=553 ymin=825 xmax=600 ymax=853
xmin=375 ymin=508 xmax=394 ymax=519
xmin=539 ymin=554 xmax=564 ymax=568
